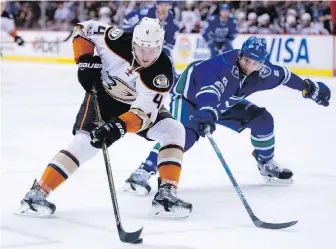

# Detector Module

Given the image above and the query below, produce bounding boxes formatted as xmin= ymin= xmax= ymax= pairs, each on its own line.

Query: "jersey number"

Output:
xmin=153 ymin=94 xmax=163 ymax=108
xmin=94 ymin=26 xmax=106 ymax=35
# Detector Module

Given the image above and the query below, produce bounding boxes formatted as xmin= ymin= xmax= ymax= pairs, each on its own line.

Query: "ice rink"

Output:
xmin=1 ymin=61 xmax=335 ymax=249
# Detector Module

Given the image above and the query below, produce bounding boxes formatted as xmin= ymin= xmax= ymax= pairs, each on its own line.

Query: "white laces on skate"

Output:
xmin=264 ymin=159 xmax=284 ymax=173
xmin=132 ymin=169 xmax=153 ymax=182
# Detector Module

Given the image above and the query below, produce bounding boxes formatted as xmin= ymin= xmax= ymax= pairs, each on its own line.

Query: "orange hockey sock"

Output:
xmin=38 ymin=150 xmax=80 ymax=194
xmin=158 ymin=164 xmax=181 ymax=186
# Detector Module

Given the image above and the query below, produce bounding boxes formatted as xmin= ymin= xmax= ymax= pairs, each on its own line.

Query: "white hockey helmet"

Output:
xmin=132 ymin=17 xmax=165 ymax=67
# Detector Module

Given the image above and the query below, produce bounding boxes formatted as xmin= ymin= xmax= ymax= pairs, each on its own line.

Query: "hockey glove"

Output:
xmin=14 ymin=36 xmax=24 ymax=46
xmin=302 ymin=79 xmax=330 ymax=107
xmin=187 ymin=107 xmax=218 ymax=137
xmin=78 ymin=55 xmax=102 ymax=93
xmin=90 ymin=118 xmax=127 ymax=149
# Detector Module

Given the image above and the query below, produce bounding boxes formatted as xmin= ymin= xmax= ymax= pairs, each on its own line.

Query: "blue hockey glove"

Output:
xmin=302 ymin=79 xmax=331 ymax=107
xmin=188 ymin=107 xmax=218 ymax=137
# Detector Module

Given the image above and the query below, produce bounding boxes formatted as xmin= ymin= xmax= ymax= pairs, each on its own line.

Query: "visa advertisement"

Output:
xmin=173 ymin=34 xmax=335 ymax=76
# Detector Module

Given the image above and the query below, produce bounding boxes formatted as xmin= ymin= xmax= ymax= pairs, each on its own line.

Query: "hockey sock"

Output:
xmin=140 ymin=143 xmax=160 ymax=173
xmin=251 ymin=132 xmax=275 ymax=162
xmin=38 ymin=150 xmax=80 ymax=194
xmin=157 ymin=144 xmax=183 ymax=186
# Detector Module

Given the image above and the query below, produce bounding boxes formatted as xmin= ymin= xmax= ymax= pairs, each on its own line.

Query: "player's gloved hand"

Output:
xmin=90 ymin=118 xmax=127 ymax=149
xmin=188 ymin=107 xmax=218 ymax=137
xmin=14 ymin=36 xmax=24 ymax=46
xmin=78 ymin=55 xmax=102 ymax=93
xmin=302 ymin=79 xmax=331 ymax=107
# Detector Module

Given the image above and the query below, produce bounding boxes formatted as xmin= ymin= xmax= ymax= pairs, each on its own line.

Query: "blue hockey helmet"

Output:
xmin=220 ymin=3 xmax=230 ymax=11
xmin=156 ymin=0 xmax=172 ymax=4
xmin=240 ymin=36 xmax=267 ymax=62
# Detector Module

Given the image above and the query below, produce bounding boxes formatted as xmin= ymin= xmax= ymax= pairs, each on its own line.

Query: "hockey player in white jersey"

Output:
xmin=1 ymin=4 xmax=24 ymax=46
xmin=17 ymin=17 xmax=192 ymax=218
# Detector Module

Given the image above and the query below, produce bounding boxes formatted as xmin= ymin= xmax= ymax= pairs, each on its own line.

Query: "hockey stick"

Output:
xmin=1 ymin=30 xmax=74 ymax=44
xmin=204 ymin=126 xmax=298 ymax=229
xmin=91 ymin=88 xmax=143 ymax=243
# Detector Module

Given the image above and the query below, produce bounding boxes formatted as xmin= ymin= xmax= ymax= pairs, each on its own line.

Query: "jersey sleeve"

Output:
xmin=271 ymin=64 xmax=306 ymax=91
xmin=72 ymin=20 xmax=110 ymax=63
xmin=120 ymin=55 xmax=174 ymax=133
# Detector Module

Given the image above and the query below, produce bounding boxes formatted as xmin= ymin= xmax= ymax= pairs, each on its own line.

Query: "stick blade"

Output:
xmin=253 ymin=218 xmax=298 ymax=230
xmin=118 ymin=225 xmax=143 ymax=243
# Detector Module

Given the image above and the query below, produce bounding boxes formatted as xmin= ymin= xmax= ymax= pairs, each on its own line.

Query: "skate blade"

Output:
xmin=122 ymin=182 xmax=150 ymax=195
xmin=15 ymin=202 xmax=53 ymax=217
xmin=149 ymin=204 xmax=191 ymax=219
xmin=262 ymin=176 xmax=294 ymax=185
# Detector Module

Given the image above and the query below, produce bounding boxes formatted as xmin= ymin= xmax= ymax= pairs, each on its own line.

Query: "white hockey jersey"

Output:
xmin=72 ymin=20 xmax=174 ymax=132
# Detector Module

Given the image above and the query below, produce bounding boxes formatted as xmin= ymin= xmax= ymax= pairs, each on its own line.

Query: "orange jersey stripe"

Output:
xmin=80 ymin=95 xmax=91 ymax=130
xmin=73 ymin=37 xmax=95 ymax=63
xmin=119 ymin=111 xmax=142 ymax=133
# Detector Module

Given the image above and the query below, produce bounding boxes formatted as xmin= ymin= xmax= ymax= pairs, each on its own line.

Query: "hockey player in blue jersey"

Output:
xmin=202 ymin=3 xmax=238 ymax=57
xmin=123 ymin=36 xmax=331 ymax=195
xmin=123 ymin=0 xmax=179 ymax=59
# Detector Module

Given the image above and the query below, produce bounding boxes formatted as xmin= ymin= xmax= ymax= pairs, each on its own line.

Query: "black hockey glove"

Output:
xmin=77 ymin=55 xmax=102 ymax=93
xmin=302 ymin=79 xmax=331 ymax=107
xmin=90 ymin=118 xmax=127 ymax=149
xmin=14 ymin=35 xmax=24 ymax=46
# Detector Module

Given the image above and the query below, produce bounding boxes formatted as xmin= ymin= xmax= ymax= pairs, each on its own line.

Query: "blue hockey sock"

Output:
xmin=251 ymin=132 xmax=275 ymax=162
xmin=249 ymin=109 xmax=275 ymax=162
xmin=139 ymin=143 xmax=160 ymax=174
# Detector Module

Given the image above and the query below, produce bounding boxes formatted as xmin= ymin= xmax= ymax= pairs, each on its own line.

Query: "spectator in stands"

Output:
xmin=258 ymin=13 xmax=283 ymax=34
xmin=236 ymin=11 xmax=249 ymax=33
xmin=180 ymin=0 xmax=201 ymax=33
xmin=202 ymin=3 xmax=237 ymax=57
xmin=285 ymin=15 xmax=298 ymax=34
xmin=98 ymin=6 xmax=112 ymax=25
xmin=247 ymin=12 xmax=258 ymax=34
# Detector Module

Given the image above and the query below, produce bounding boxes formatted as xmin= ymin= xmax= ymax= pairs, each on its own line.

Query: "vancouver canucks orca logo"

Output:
xmin=259 ymin=65 xmax=271 ymax=78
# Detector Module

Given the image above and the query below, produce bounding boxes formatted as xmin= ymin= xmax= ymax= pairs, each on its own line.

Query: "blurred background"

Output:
xmin=2 ymin=0 xmax=335 ymax=34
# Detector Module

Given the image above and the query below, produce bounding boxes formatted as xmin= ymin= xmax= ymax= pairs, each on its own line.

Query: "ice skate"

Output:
xmin=16 ymin=180 xmax=56 ymax=216
xmin=253 ymin=151 xmax=293 ymax=184
xmin=150 ymin=183 xmax=192 ymax=218
xmin=123 ymin=168 xmax=154 ymax=195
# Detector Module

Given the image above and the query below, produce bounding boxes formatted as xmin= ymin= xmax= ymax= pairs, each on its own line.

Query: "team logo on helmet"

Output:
xmin=153 ymin=74 xmax=169 ymax=88
xmin=108 ymin=28 xmax=123 ymax=40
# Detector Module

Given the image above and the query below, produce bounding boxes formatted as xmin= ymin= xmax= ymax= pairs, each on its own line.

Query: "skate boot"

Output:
xmin=123 ymin=168 xmax=154 ymax=195
xmin=17 ymin=180 xmax=56 ymax=216
xmin=253 ymin=151 xmax=293 ymax=184
xmin=150 ymin=183 xmax=192 ymax=218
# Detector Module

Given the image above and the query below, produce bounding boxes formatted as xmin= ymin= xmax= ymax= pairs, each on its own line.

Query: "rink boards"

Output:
xmin=1 ymin=31 xmax=336 ymax=77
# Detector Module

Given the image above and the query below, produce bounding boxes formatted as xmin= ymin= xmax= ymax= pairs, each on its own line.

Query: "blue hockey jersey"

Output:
xmin=123 ymin=6 xmax=179 ymax=58
xmin=174 ymin=49 xmax=306 ymax=114
xmin=202 ymin=15 xmax=238 ymax=53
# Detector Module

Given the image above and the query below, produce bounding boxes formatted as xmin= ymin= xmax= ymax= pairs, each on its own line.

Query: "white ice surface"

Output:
xmin=1 ymin=61 xmax=335 ymax=249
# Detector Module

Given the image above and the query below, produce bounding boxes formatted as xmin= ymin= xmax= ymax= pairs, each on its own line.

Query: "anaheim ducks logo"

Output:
xmin=104 ymin=72 xmax=137 ymax=103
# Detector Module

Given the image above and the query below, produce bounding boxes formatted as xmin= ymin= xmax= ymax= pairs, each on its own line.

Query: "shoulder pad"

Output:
xmin=139 ymin=53 xmax=174 ymax=93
